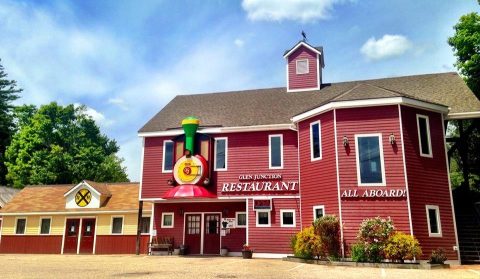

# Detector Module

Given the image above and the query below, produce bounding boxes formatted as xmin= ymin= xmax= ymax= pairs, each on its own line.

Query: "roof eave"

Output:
xmin=283 ymin=41 xmax=322 ymax=58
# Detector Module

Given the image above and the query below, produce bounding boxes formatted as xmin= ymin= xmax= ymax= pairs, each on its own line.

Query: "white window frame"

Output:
xmin=111 ymin=216 xmax=124 ymax=235
xmin=140 ymin=215 xmax=151 ymax=235
xmin=296 ymin=59 xmax=309 ymax=74
xmin=310 ymin=120 xmax=322 ymax=161
xmin=255 ymin=210 xmax=271 ymax=227
xmin=14 ymin=217 xmax=27 ymax=235
xmin=39 ymin=217 xmax=52 ymax=235
xmin=416 ymin=114 xmax=433 ymax=158
xmin=313 ymin=205 xmax=325 ymax=220
xmin=426 ymin=205 xmax=442 ymax=237
xmin=214 ymin=137 xmax=228 ymax=171
xmin=161 ymin=212 xmax=174 ymax=228
xmin=235 ymin=212 xmax=247 ymax=228
xmin=269 ymin=134 xmax=284 ymax=169
xmin=162 ymin=140 xmax=174 ymax=173
xmin=280 ymin=209 xmax=296 ymax=228
xmin=355 ymin=133 xmax=386 ymax=186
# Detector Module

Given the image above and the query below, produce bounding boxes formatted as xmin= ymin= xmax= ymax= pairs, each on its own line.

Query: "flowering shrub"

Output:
xmin=242 ymin=244 xmax=252 ymax=251
xmin=356 ymin=217 xmax=395 ymax=262
xmin=429 ymin=248 xmax=447 ymax=264
xmin=351 ymin=242 xmax=368 ymax=262
xmin=313 ymin=215 xmax=341 ymax=259
xmin=292 ymin=226 xmax=323 ymax=259
xmin=384 ymin=232 xmax=422 ymax=263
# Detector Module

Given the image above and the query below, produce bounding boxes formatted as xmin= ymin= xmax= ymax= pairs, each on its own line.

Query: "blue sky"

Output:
xmin=0 ymin=0 xmax=478 ymax=181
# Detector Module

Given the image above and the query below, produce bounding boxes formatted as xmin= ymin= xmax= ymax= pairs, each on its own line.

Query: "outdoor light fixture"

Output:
xmin=343 ymin=136 xmax=349 ymax=147
xmin=389 ymin=133 xmax=396 ymax=145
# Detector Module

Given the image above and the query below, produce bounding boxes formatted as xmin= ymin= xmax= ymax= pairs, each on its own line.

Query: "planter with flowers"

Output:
xmin=242 ymin=244 xmax=253 ymax=259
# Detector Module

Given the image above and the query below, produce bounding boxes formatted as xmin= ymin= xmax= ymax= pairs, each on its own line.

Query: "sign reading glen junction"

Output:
xmin=221 ymin=174 xmax=298 ymax=193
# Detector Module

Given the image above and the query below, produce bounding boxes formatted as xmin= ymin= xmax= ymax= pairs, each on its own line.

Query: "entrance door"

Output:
xmin=203 ymin=214 xmax=220 ymax=254
xmin=79 ymin=218 xmax=96 ymax=254
xmin=184 ymin=214 xmax=201 ymax=254
xmin=63 ymin=219 xmax=80 ymax=254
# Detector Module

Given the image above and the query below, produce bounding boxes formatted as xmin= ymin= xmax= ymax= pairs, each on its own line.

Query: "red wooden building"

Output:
xmin=139 ymin=40 xmax=480 ymax=262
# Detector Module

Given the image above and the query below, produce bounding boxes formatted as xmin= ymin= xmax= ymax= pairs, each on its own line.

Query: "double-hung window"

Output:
xmin=416 ymin=115 xmax=433 ymax=157
xmin=426 ymin=205 xmax=442 ymax=237
xmin=161 ymin=212 xmax=174 ymax=228
xmin=310 ymin=121 xmax=322 ymax=160
xmin=313 ymin=205 xmax=325 ymax=220
xmin=162 ymin=140 xmax=174 ymax=172
xmin=40 ymin=218 xmax=51 ymax=235
xmin=111 ymin=217 xmax=123 ymax=234
xmin=280 ymin=210 xmax=295 ymax=227
xmin=15 ymin=218 xmax=26 ymax=235
xmin=355 ymin=134 xmax=386 ymax=186
xmin=236 ymin=212 xmax=246 ymax=228
xmin=140 ymin=216 xmax=151 ymax=234
xmin=214 ymin=138 xmax=228 ymax=171
xmin=269 ymin=135 xmax=283 ymax=169
xmin=256 ymin=210 xmax=271 ymax=227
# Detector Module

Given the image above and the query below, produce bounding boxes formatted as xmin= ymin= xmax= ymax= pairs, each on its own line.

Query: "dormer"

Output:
xmin=284 ymin=41 xmax=324 ymax=92
xmin=64 ymin=180 xmax=112 ymax=209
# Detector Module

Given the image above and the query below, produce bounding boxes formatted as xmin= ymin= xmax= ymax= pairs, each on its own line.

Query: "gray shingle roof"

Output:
xmin=0 ymin=186 xmax=20 ymax=208
xmin=139 ymin=72 xmax=480 ymax=133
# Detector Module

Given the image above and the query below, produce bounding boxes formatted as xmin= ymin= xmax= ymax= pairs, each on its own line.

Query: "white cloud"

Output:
xmin=241 ymin=0 xmax=348 ymax=23
xmin=360 ymin=34 xmax=412 ymax=61
xmin=74 ymin=103 xmax=114 ymax=127
xmin=108 ymin=98 xmax=129 ymax=111
xmin=234 ymin=38 xmax=245 ymax=48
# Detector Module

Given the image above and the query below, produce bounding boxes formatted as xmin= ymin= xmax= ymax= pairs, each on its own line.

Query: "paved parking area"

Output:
xmin=0 ymin=254 xmax=479 ymax=278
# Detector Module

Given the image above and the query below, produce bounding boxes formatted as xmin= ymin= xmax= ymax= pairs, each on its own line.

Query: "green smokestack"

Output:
xmin=182 ymin=116 xmax=200 ymax=155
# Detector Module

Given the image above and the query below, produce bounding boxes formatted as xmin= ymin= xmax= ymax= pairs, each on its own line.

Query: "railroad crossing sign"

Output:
xmin=75 ymin=188 xmax=92 ymax=207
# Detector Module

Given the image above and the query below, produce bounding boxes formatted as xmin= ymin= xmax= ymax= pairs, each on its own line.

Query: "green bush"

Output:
xmin=429 ymin=248 xmax=448 ymax=264
xmin=314 ymin=215 xmax=341 ymax=259
xmin=290 ymin=234 xmax=311 ymax=258
xmin=384 ymin=232 xmax=422 ymax=263
xmin=356 ymin=217 xmax=395 ymax=262
xmin=351 ymin=242 xmax=368 ymax=262
xmin=292 ymin=226 xmax=323 ymax=259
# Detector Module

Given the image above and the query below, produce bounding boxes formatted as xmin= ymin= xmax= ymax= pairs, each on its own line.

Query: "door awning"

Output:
xmin=162 ymin=185 xmax=217 ymax=199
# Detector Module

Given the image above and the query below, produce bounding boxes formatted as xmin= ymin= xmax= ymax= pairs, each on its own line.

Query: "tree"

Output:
xmin=5 ymin=102 xmax=128 ymax=188
xmin=0 ymin=60 xmax=22 ymax=185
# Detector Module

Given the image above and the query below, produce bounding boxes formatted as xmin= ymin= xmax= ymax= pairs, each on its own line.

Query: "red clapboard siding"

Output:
xmin=247 ymin=198 xmax=300 ymax=253
xmin=336 ymin=106 xmax=410 ymax=252
xmin=215 ymin=130 xmax=299 ymax=197
xmin=298 ymin=111 xmax=339 ymax=227
xmin=0 ymin=235 xmax=62 ymax=254
xmin=154 ymin=202 xmax=246 ymax=252
xmin=95 ymin=235 xmax=150 ymax=254
xmin=401 ymin=105 xmax=458 ymax=260
xmin=142 ymin=136 xmax=175 ymax=199
xmin=288 ymin=45 xmax=318 ymax=90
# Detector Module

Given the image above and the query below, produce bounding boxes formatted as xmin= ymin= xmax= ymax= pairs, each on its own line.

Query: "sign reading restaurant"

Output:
xmin=221 ymin=174 xmax=299 ymax=193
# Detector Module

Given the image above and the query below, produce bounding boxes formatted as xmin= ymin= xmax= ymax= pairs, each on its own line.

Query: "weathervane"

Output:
xmin=301 ymin=30 xmax=307 ymax=42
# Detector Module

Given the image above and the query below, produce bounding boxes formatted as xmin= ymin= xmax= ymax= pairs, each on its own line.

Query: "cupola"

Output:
xmin=284 ymin=39 xmax=324 ymax=92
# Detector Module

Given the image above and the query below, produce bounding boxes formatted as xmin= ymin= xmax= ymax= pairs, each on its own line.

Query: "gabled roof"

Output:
xmin=283 ymin=40 xmax=325 ymax=68
xmin=0 ymin=186 xmax=20 ymax=208
xmin=139 ymin=72 xmax=480 ymax=134
xmin=0 ymin=182 xmax=149 ymax=214
xmin=64 ymin=180 xmax=112 ymax=197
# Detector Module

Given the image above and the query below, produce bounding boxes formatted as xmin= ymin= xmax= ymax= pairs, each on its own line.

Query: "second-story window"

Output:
xmin=310 ymin=121 xmax=322 ymax=160
xmin=214 ymin=138 xmax=228 ymax=171
xmin=355 ymin=134 xmax=385 ymax=186
xmin=416 ymin=114 xmax=433 ymax=157
xmin=269 ymin=134 xmax=283 ymax=169
xmin=162 ymin=140 xmax=174 ymax=172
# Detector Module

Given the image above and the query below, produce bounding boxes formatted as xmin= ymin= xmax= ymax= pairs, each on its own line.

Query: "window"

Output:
xmin=236 ymin=212 xmax=247 ymax=228
xmin=161 ymin=212 xmax=174 ymax=228
xmin=256 ymin=210 xmax=271 ymax=227
xmin=426 ymin=205 xmax=442 ymax=237
xmin=310 ymin=121 xmax=322 ymax=160
xmin=15 ymin=218 xmax=26 ymax=235
xmin=140 ymin=216 xmax=151 ymax=234
xmin=269 ymin=135 xmax=283 ymax=169
xmin=214 ymin=138 xmax=228 ymax=171
xmin=162 ymin=140 xmax=174 ymax=172
xmin=416 ymin=115 xmax=432 ymax=157
xmin=111 ymin=217 xmax=123 ymax=234
xmin=313 ymin=205 xmax=325 ymax=220
xmin=40 ymin=218 xmax=51 ymax=235
xmin=296 ymin=59 xmax=309 ymax=74
xmin=280 ymin=210 xmax=295 ymax=227
xmin=355 ymin=134 xmax=386 ymax=186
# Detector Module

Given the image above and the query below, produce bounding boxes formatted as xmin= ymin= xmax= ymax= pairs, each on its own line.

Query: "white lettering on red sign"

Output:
xmin=340 ymin=189 xmax=407 ymax=198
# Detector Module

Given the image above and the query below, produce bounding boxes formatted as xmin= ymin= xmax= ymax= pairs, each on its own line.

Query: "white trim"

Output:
xmin=162 ymin=140 xmax=174 ymax=173
xmin=398 ymin=105 xmax=414 ymax=236
xmin=355 ymin=133 xmax=387 ymax=186
xmin=39 ymin=216 xmax=52 ymax=235
xmin=295 ymin=59 xmax=309 ymax=75
xmin=139 ymin=137 xmax=145 ymax=200
xmin=111 ymin=215 xmax=124 ymax=235
xmin=149 ymin=203 xmax=154 ymax=245
xmin=316 ymin=53 xmax=321 ymax=86
xmin=93 ymin=217 xmax=98 ymax=254
xmin=296 ymin=123 xmax=303 ymax=229
xmin=220 ymin=195 xmax=299 ymax=200
xmin=139 ymin=124 xmax=294 ymax=137
xmin=291 ymin=97 xmax=449 ymax=123
xmin=268 ymin=134 xmax=284 ymax=169
xmin=214 ymin=137 xmax=228 ymax=171
xmin=310 ymin=120 xmax=322 ymax=161
xmin=446 ymin=111 xmax=480 ymax=120
xmin=286 ymin=64 xmax=289 ymax=91
xmin=416 ymin=114 xmax=433 ymax=158
xmin=235 ymin=212 xmax=247 ymax=228
xmin=426 ymin=205 xmax=442 ymax=237
xmin=77 ymin=218 xmax=83 ymax=254
xmin=442 ymin=115 xmax=461 ymax=260
xmin=255 ymin=210 xmax=271 ymax=227
xmin=246 ymin=199 xmax=249 ymax=244
xmin=63 ymin=181 xmax=101 ymax=197
xmin=14 ymin=217 xmax=27 ymax=235
xmin=333 ymin=109 xmax=344 ymax=257
xmin=161 ymin=212 xmax=174 ymax=228
xmin=0 ymin=210 xmax=148 ymax=216
xmin=312 ymin=205 xmax=325 ymax=220
xmin=61 ymin=217 xmax=67 ymax=254
xmin=253 ymin=253 xmax=292 ymax=259
xmin=280 ymin=209 xmax=296 ymax=228
xmin=0 ymin=215 xmax=4 ymax=244
xmin=287 ymin=86 xmax=320 ymax=93
xmin=283 ymin=41 xmax=322 ymax=58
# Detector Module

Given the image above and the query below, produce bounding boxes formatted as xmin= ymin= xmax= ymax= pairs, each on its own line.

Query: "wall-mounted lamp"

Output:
xmin=179 ymin=208 xmax=184 ymax=215
xmin=389 ymin=133 xmax=396 ymax=145
xmin=343 ymin=136 xmax=349 ymax=147
xmin=167 ymin=179 xmax=175 ymax=186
